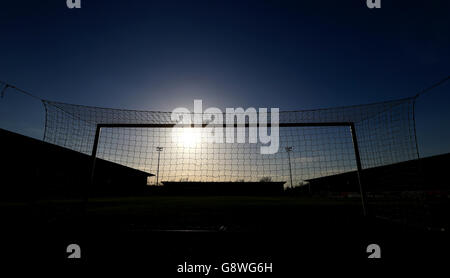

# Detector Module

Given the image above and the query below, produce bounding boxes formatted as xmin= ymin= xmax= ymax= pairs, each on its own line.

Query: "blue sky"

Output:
xmin=0 ymin=0 xmax=449 ymax=158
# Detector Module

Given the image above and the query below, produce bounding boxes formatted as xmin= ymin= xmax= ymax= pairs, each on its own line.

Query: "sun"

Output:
xmin=176 ymin=128 xmax=202 ymax=147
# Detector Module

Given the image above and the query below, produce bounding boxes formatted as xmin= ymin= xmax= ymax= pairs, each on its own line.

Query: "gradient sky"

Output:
xmin=0 ymin=0 xmax=449 ymax=158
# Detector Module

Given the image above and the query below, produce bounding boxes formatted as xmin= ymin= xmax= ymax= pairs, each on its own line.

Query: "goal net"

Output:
xmin=42 ymin=97 xmax=419 ymax=186
xmin=42 ymin=97 xmax=428 ymax=223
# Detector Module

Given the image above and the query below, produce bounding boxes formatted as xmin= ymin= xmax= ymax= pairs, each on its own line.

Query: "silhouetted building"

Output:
xmin=0 ymin=128 xmax=153 ymax=199
xmin=306 ymin=153 xmax=450 ymax=193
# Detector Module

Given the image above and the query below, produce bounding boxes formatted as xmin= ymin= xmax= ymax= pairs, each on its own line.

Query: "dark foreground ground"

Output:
xmin=1 ymin=195 xmax=449 ymax=272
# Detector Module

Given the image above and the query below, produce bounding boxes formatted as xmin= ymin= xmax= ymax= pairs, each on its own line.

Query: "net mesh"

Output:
xmin=42 ymin=97 xmax=419 ymax=186
xmin=42 ymin=97 xmax=435 ymax=226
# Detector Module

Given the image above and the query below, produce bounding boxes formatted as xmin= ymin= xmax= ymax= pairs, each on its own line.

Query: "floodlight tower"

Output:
xmin=285 ymin=146 xmax=294 ymax=188
xmin=156 ymin=146 xmax=164 ymax=185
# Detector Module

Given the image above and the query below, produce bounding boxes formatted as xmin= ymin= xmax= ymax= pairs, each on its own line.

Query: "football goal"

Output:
xmin=42 ymin=97 xmax=421 ymax=217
